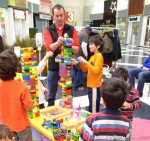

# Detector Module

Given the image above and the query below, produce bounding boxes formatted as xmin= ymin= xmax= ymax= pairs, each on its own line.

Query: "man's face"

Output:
xmin=53 ymin=8 xmax=65 ymax=27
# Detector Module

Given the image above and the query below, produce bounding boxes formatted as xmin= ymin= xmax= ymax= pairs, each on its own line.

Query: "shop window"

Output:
xmin=117 ymin=18 xmax=127 ymax=44
xmin=0 ymin=8 xmax=6 ymax=43
xmin=144 ymin=16 xmax=150 ymax=46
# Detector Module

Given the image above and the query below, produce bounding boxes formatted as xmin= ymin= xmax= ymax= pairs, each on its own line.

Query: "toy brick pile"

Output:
xmin=55 ymin=34 xmax=78 ymax=108
xmin=20 ymin=47 xmax=40 ymax=118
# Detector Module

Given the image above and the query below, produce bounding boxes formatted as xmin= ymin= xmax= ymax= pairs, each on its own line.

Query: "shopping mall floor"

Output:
xmin=35 ymin=45 xmax=150 ymax=141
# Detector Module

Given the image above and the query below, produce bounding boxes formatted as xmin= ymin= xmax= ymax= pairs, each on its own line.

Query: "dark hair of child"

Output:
xmin=112 ymin=67 xmax=129 ymax=81
xmin=0 ymin=124 xmax=13 ymax=140
xmin=0 ymin=50 xmax=20 ymax=81
xmin=89 ymin=35 xmax=104 ymax=52
xmin=101 ymin=77 xmax=128 ymax=110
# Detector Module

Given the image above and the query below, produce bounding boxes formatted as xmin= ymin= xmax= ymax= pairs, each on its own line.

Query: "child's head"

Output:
xmin=0 ymin=124 xmax=14 ymax=141
xmin=101 ymin=77 xmax=128 ymax=110
xmin=89 ymin=35 xmax=103 ymax=53
xmin=0 ymin=50 xmax=20 ymax=81
xmin=112 ymin=67 xmax=129 ymax=83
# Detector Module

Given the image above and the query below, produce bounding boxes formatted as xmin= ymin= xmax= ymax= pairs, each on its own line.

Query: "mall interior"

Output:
xmin=0 ymin=0 xmax=150 ymax=141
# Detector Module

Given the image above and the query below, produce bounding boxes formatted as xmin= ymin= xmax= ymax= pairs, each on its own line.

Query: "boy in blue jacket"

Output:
xmin=128 ymin=56 xmax=150 ymax=97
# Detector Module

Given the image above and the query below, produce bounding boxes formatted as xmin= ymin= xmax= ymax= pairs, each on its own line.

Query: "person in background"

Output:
xmin=0 ymin=124 xmax=15 ymax=141
xmin=37 ymin=51 xmax=54 ymax=109
xmin=0 ymin=50 xmax=33 ymax=141
xmin=80 ymin=78 xmax=130 ymax=141
xmin=128 ymin=56 xmax=150 ymax=97
xmin=112 ymin=67 xmax=141 ymax=139
xmin=78 ymin=35 xmax=103 ymax=113
xmin=73 ymin=26 xmax=92 ymax=91
xmin=0 ymin=35 xmax=4 ymax=53
xmin=44 ymin=4 xmax=79 ymax=106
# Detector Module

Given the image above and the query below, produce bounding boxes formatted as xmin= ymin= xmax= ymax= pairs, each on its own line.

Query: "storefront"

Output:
xmin=143 ymin=4 xmax=150 ymax=47
xmin=4 ymin=0 xmax=28 ymax=45
xmin=0 ymin=0 xmax=8 ymax=43
xmin=0 ymin=8 xmax=6 ymax=42
xmin=117 ymin=9 xmax=128 ymax=44
xmin=144 ymin=16 xmax=150 ymax=46
xmin=127 ymin=16 xmax=141 ymax=46
xmin=14 ymin=9 xmax=27 ymax=39
xmin=33 ymin=0 xmax=52 ymax=33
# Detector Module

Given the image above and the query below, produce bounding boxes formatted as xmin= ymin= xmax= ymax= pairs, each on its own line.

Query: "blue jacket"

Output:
xmin=143 ymin=56 xmax=150 ymax=70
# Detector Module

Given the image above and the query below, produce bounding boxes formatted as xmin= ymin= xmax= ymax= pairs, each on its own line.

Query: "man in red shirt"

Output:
xmin=44 ymin=4 xmax=79 ymax=106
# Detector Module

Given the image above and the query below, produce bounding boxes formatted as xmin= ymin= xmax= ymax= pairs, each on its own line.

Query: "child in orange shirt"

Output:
xmin=0 ymin=50 xmax=33 ymax=141
xmin=78 ymin=35 xmax=104 ymax=113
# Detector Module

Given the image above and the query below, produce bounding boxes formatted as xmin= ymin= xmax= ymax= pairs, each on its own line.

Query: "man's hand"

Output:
xmin=57 ymin=36 xmax=64 ymax=45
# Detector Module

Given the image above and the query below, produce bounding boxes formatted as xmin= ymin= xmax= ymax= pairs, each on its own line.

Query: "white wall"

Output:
xmin=5 ymin=8 xmax=15 ymax=45
xmin=83 ymin=0 xmax=104 ymax=22
xmin=51 ymin=0 xmax=84 ymax=26
xmin=117 ymin=0 xmax=128 ymax=11
xmin=28 ymin=0 xmax=40 ymax=4
xmin=145 ymin=0 xmax=150 ymax=5
xmin=28 ymin=13 xmax=34 ymax=27
xmin=84 ymin=0 xmax=104 ymax=14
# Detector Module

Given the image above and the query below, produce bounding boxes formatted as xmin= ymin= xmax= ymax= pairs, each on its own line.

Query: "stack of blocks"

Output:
xmin=55 ymin=36 xmax=78 ymax=108
xmin=20 ymin=47 xmax=40 ymax=118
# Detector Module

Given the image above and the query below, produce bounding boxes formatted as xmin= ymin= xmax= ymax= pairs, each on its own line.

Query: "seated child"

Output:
xmin=80 ymin=77 xmax=130 ymax=141
xmin=0 ymin=50 xmax=33 ymax=141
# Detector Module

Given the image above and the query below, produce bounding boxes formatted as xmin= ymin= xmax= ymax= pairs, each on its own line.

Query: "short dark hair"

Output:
xmin=89 ymin=35 xmax=104 ymax=52
xmin=52 ymin=4 xmax=65 ymax=15
xmin=101 ymin=77 xmax=128 ymax=110
xmin=0 ymin=50 xmax=20 ymax=81
xmin=0 ymin=124 xmax=13 ymax=140
xmin=112 ymin=67 xmax=129 ymax=81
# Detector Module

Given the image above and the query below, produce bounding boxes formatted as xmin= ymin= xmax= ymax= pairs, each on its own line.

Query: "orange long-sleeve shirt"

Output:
xmin=80 ymin=53 xmax=104 ymax=88
xmin=0 ymin=80 xmax=33 ymax=132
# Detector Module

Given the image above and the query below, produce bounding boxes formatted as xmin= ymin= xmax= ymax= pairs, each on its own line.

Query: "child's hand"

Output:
xmin=78 ymin=56 xmax=87 ymax=63
xmin=47 ymin=51 xmax=54 ymax=57
xmin=44 ymin=51 xmax=54 ymax=61
xmin=122 ymin=101 xmax=131 ymax=109
xmin=42 ymin=87 xmax=48 ymax=93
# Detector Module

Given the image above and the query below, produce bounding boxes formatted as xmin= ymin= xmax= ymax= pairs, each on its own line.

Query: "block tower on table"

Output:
xmin=20 ymin=47 xmax=40 ymax=118
xmin=55 ymin=34 xmax=78 ymax=108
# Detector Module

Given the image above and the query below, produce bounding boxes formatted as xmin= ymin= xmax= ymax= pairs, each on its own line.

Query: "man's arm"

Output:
xmin=50 ymin=36 xmax=64 ymax=51
xmin=44 ymin=29 xmax=63 ymax=52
